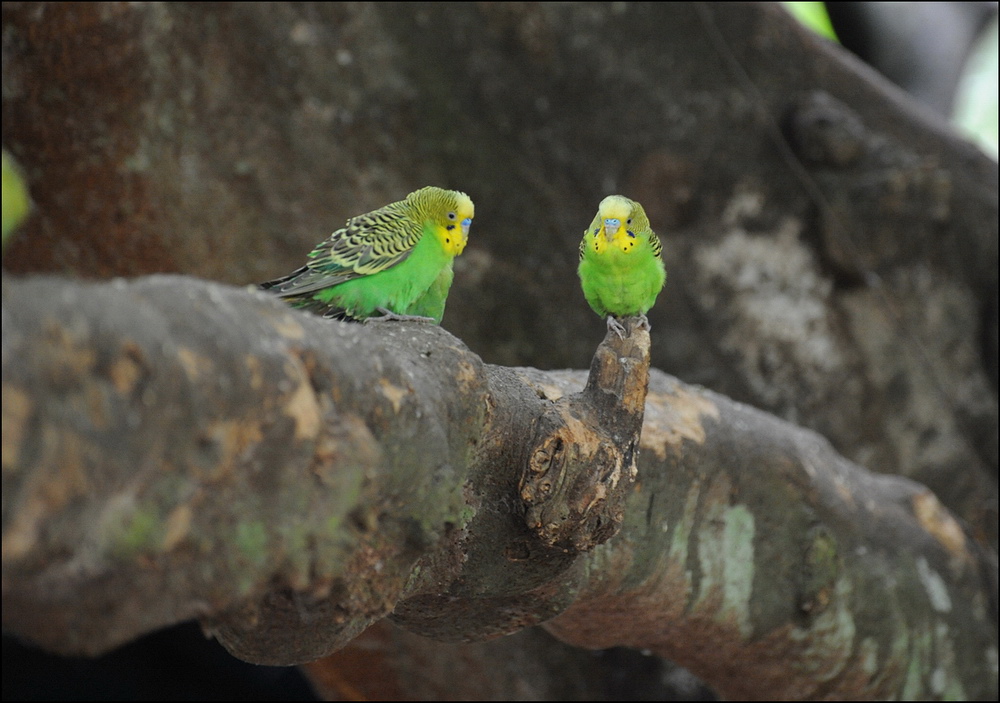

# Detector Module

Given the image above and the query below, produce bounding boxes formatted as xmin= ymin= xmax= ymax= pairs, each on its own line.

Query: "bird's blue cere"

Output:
xmin=461 ymin=217 xmax=472 ymax=236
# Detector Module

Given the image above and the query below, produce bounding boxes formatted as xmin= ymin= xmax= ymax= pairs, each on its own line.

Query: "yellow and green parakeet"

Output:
xmin=261 ymin=186 xmax=474 ymax=323
xmin=577 ymin=194 xmax=666 ymax=337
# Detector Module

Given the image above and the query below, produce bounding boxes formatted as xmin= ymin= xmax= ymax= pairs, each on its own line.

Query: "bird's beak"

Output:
xmin=461 ymin=217 xmax=472 ymax=240
xmin=603 ymin=218 xmax=621 ymax=239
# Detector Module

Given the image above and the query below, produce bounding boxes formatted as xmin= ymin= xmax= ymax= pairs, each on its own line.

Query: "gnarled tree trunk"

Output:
xmin=3 ymin=275 xmax=996 ymax=699
xmin=2 ymin=2 xmax=996 ymax=699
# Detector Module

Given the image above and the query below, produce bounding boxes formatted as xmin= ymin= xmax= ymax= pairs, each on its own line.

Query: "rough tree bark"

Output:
xmin=2 ymin=1 xmax=997 ymax=699
xmin=2 ymin=2 xmax=994 ymax=555
xmin=3 ymin=275 xmax=996 ymax=700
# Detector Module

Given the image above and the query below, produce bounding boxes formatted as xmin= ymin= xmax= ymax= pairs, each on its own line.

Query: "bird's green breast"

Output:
xmin=579 ymin=236 xmax=665 ymax=317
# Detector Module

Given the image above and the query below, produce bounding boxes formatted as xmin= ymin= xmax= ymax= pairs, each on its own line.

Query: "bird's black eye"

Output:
xmin=627 ymin=218 xmax=632 ymax=224
xmin=448 ymin=212 xmax=457 ymax=220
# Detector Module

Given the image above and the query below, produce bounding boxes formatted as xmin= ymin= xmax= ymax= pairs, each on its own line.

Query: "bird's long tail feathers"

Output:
xmin=259 ymin=268 xmax=361 ymax=321
xmin=258 ymin=265 xmax=308 ymax=293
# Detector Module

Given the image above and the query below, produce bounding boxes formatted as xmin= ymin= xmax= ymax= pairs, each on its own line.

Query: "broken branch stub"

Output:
xmin=520 ymin=317 xmax=650 ymax=551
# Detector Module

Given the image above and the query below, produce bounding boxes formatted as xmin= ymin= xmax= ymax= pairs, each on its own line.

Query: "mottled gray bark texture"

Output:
xmin=2 ymin=275 xmax=997 ymax=700
xmin=2 ymin=1 xmax=996 ymax=700
xmin=1 ymin=274 xmax=643 ymax=660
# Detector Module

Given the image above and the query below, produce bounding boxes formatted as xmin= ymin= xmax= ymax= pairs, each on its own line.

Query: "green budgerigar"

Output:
xmin=261 ymin=186 xmax=474 ymax=323
xmin=577 ymin=194 xmax=666 ymax=338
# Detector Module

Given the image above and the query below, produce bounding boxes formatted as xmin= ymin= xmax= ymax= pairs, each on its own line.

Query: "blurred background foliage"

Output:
xmin=953 ymin=10 xmax=999 ymax=157
xmin=2 ymin=149 xmax=31 ymax=248
xmin=821 ymin=1 xmax=998 ymax=157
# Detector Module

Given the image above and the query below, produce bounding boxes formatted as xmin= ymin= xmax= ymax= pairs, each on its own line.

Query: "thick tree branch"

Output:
xmin=2 ymin=274 xmax=996 ymax=699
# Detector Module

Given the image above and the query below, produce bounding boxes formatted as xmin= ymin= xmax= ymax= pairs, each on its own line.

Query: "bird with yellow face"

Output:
xmin=577 ymin=194 xmax=666 ymax=338
xmin=261 ymin=186 xmax=474 ymax=323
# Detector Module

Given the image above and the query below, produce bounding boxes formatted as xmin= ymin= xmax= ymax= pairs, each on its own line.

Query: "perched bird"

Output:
xmin=261 ymin=186 xmax=474 ymax=323
xmin=577 ymin=194 xmax=666 ymax=338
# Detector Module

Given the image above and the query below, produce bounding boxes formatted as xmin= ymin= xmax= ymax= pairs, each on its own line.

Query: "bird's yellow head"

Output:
xmin=410 ymin=186 xmax=475 ymax=258
xmin=588 ymin=194 xmax=649 ymax=255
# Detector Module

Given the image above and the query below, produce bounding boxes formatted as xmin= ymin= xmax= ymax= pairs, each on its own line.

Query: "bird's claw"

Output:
xmin=605 ymin=315 xmax=650 ymax=338
xmin=364 ymin=307 xmax=436 ymax=324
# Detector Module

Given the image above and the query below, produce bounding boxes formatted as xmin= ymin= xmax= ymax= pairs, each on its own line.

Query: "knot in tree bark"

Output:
xmin=520 ymin=317 xmax=651 ymax=552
